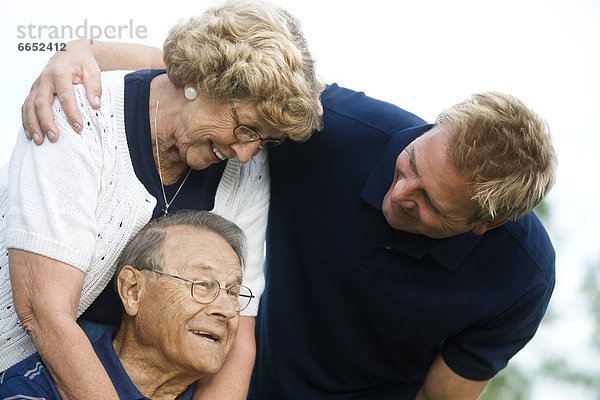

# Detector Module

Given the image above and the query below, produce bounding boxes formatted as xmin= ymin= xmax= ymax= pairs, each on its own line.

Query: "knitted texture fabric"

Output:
xmin=0 ymin=71 xmax=268 ymax=370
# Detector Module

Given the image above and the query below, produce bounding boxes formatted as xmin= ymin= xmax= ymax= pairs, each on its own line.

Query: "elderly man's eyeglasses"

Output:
xmin=230 ymin=104 xmax=286 ymax=149
xmin=145 ymin=269 xmax=254 ymax=312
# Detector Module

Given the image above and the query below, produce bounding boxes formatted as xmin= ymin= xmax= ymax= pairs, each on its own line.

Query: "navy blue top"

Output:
xmin=250 ymin=84 xmax=556 ymax=399
xmin=80 ymin=69 xmax=225 ymax=324
xmin=0 ymin=330 xmax=195 ymax=399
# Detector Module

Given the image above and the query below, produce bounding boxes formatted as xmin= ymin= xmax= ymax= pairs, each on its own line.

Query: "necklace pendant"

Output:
xmin=154 ymin=82 xmax=192 ymax=219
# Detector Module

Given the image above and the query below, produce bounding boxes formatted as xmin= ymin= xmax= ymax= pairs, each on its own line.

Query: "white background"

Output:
xmin=1 ymin=1 xmax=599 ymax=398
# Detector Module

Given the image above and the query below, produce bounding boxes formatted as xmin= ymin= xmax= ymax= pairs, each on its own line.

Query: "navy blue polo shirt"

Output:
xmin=250 ymin=84 xmax=555 ymax=399
xmin=0 ymin=330 xmax=195 ymax=399
xmin=80 ymin=69 xmax=225 ymax=325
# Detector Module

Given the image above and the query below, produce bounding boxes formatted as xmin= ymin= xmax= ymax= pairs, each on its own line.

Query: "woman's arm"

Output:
xmin=194 ymin=152 xmax=271 ymax=400
xmin=6 ymin=86 xmax=120 ymax=398
xmin=192 ymin=317 xmax=256 ymax=400
xmin=9 ymin=250 xmax=119 ymax=399
xmin=23 ymin=39 xmax=163 ymax=144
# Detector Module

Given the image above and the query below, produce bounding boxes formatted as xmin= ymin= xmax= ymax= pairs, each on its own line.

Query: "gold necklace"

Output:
xmin=153 ymin=80 xmax=192 ymax=215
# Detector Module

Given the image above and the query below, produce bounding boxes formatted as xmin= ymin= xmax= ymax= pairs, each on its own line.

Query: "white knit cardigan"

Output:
xmin=0 ymin=71 xmax=268 ymax=370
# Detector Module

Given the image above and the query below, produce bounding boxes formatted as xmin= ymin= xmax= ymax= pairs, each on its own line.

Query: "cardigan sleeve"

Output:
xmin=213 ymin=150 xmax=269 ymax=317
xmin=5 ymin=86 xmax=104 ymax=272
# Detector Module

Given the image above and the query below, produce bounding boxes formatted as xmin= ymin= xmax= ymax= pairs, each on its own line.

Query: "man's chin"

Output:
xmin=383 ymin=215 xmax=426 ymax=236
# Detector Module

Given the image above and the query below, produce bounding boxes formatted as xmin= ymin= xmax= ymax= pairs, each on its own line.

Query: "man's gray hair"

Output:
xmin=115 ymin=210 xmax=247 ymax=281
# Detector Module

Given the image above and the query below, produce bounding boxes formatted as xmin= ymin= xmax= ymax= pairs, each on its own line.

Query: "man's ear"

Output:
xmin=471 ymin=219 xmax=508 ymax=235
xmin=116 ymin=266 xmax=144 ymax=317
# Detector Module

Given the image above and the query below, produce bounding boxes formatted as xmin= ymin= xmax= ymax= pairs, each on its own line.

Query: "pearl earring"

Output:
xmin=184 ymin=86 xmax=198 ymax=101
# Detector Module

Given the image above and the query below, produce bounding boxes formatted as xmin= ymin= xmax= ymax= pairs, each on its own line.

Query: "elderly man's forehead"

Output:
xmin=160 ymin=225 xmax=226 ymax=244
xmin=182 ymin=262 xmax=243 ymax=284
xmin=161 ymin=225 xmax=242 ymax=273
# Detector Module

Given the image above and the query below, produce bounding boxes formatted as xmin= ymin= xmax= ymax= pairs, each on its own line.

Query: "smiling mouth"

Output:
xmin=190 ymin=330 xmax=221 ymax=343
xmin=211 ymin=143 xmax=226 ymax=161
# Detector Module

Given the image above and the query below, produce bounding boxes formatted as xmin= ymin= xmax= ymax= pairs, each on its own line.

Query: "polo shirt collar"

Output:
xmin=93 ymin=330 xmax=149 ymax=400
xmin=361 ymin=124 xmax=482 ymax=271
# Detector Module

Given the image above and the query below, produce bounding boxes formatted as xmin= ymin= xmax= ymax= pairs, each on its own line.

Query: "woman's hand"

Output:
xmin=22 ymin=39 xmax=103 ymax=145
xmin=22 ymin=40 xmax=164 ymax=145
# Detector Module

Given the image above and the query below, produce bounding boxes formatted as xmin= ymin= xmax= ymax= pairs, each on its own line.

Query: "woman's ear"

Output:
xmin=116 ymin=266 xmax=143 ymax=316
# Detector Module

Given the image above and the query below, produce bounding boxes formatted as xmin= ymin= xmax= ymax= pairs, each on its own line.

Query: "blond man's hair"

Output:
xmin=438 ymin=92 xmax=557 ymax=221
xmin=163 ymin=0 xmax=323 ymax=141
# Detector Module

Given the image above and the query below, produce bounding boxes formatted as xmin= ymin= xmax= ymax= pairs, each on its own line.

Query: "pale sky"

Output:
xmin=2 ymin=1 xmax=599 ymax=397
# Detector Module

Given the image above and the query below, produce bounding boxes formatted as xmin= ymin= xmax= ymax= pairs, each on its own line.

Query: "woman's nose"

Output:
xmin=231 ymin=141 xmax=261 ymax=163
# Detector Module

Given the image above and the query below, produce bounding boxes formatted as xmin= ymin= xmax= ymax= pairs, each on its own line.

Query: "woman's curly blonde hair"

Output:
xmin=164 ymin=0 xmax=323 ymax=141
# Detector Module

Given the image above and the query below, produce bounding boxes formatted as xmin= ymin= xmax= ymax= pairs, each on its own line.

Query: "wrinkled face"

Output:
xmin=174 ymin=100 xmax=281 ymax=168
xmin=382 ymin=125 xmax=480 ymax=239
xmin=136 ymin=227 xmax=241 ymax=376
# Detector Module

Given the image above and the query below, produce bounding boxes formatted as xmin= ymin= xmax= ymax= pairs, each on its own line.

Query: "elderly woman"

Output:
xmin=0 ymin=0 xmax=322 ymax=398
xmin=1 ymin=210 xmax=250 ymax=399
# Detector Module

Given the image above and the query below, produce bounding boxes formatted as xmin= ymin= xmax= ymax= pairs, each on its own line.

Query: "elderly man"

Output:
xmin=0 ymin=210 xmax=253 ymax=399
xmin=21 ymin=44 xmax=556 ymax=399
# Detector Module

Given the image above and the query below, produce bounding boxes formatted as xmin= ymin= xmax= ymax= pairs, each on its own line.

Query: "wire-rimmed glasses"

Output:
xmin=230 ymin=103 xmax=286 ymax=149
xmin=146 ymin=269 xmax=254 ymax=312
